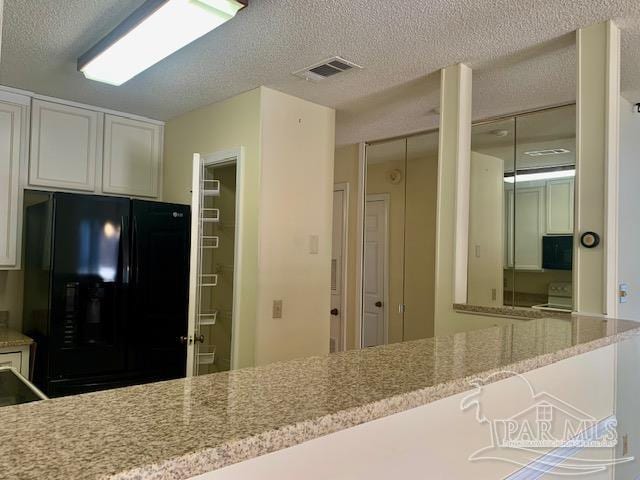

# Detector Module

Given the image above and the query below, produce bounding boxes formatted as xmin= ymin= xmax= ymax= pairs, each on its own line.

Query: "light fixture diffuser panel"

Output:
xmin=79 ymin=0 xmax=245 ymax=86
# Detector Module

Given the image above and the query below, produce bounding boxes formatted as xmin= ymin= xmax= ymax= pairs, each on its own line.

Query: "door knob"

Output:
xmin=179 ymin=335 xmax=192 ymax=345
xmin=375 ymin=301 xmax=383 ymax=308
xmin=194 ymin=334 xmax=205 ymax=344
xmin=330 ymin=308 xmax=339 ymax=316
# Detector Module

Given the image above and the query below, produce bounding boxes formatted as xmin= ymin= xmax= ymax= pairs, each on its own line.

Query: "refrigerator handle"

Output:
xmin=121 ymin=216 xmax=130 ymax=284
xmin=132 ymin=216 xmax=139 ymax=285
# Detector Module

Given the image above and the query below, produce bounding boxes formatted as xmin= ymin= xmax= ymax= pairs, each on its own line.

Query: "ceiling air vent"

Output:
xmin=293 ymin=56 xmax=362 ymax=82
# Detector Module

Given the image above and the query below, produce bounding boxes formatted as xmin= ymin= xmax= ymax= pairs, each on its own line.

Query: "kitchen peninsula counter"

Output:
xmin=0 ymin=314 xmax=638 ymax=480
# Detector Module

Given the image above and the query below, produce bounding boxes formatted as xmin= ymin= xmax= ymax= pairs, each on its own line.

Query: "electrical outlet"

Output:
xmin=272 ymin=300 xmax=283 ymax=319
xmin=620 ymin=283 xmax=629 ymax=304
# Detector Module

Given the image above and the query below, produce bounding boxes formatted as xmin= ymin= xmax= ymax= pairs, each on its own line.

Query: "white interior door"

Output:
xmin=362 ymin=199 xmax=387 ymax=347
xmin=330 ymin=186 xmax=347 ymax=353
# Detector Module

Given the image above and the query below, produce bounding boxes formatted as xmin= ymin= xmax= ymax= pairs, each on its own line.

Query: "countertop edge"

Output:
xmin=453 ymin=303 xmax=573 ymax=319
xmin=109 ymin=326 xmax=640 ymax=480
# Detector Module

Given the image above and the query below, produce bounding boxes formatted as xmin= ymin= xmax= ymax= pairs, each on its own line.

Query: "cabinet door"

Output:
xmin=0 ymin=352 xmax=22 ymax=372
xmin=0 ymin=102 xmax=23 ymax=267
xmin=514 ymin=186 xmax=545 ymax=270
xmin=546 ymin=178 xmax=574 ymax=234
xmin=29 ymin=100 xmax=101 ymax=191
xmin=103 ymin=115 xmax=162 ymax=198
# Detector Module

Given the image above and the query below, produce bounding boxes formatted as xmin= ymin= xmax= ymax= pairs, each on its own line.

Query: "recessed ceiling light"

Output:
xmin=78 ymin=0 xmax=247 ymax=86
xmin=524 ymin=148 xmax=571 ymax=157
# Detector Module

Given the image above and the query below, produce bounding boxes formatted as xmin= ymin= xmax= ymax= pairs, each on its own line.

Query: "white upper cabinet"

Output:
xmin=29 ymin=100 xmax=102 ymax=191
xmin=102 ymin=115 xmax=162 ymax=198
xmin=504 ymin=184 xmax=545 ymax=271
xmin=0 ymin=100 xmax=25 ymax=267
xmin=546 ymin=178 xmax=574 ymax=234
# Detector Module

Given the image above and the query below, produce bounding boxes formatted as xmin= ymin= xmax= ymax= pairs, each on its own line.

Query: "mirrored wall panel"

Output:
xmin=468 ymin=105 xmax=576 ymax=311
xmin=362 ymin=131 xmax=438 ymax=347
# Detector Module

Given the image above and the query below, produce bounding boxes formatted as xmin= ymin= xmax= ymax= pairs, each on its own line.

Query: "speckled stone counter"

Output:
xmin=0 ymin=314 xmax=638 ymax=480
xmin=453 ymin=302 xmax=572 ymax=319
xmin=0 ymin=328 xmax=33 ymax=348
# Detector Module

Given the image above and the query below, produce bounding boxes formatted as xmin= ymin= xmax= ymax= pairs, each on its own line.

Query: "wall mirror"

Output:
xmin=361 ymin=131 xmax=439 ymax=347
xmin=467 ymin=104 xmax=576 ymax=311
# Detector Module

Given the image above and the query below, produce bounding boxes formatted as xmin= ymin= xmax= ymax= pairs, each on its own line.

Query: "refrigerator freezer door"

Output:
xmin=129 ymin=200 xmax=190 ymax=379
xmin=49 ymin=193 xmax=130 ymax=380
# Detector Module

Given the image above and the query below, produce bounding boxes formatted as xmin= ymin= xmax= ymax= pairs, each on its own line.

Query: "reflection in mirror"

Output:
xmin=362 ymin=132 xmax=438 ymax=347
xmin=363 ymin=139 xmax=406 ymax=347
xmin=468 ymin=105 xmax=576 ymax=310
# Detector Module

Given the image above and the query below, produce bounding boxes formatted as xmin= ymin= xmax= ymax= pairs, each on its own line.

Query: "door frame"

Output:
xmin=364 ymin=193 xmax=390 ymax=346
xmin=187 ymin=147 xmax=244 ymax=376
xmin=332 ymin=182 xmax=349 ymax=352
xmin=354 ymin=143 xmax=366 ymax=349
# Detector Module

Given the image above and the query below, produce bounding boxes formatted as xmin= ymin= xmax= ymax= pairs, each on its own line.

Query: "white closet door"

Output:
xmin=0 ymin=102 xmax=23 ymax=267
xmin=29 ymin=100 xmax=100 ymax=191
xmin=103 ymin=114 xmax=162 ymax=198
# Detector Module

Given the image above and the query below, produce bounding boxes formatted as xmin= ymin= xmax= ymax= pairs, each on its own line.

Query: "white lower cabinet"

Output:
xmin=0 ymin=99 xmax=27 ymax=268
xmin=0 ymin=346 xmax=30 ymax=376
xmin=29 ymin=99 xmax=101 ymax=192
xmin=103 ymin=114 xmax=162 ymax=198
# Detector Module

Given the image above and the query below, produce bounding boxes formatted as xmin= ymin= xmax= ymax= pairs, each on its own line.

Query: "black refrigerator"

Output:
xmin=23 ymin=192 xmax=191 ymax=397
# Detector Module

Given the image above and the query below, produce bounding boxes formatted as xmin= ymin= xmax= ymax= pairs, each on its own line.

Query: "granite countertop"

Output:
xmin=0 ymin=314 xmax=638 ymax=480
xmin=0 ymin=328 xmax=33 ymax=348
xmin=453 ymin=302 xmax=573 ymax=318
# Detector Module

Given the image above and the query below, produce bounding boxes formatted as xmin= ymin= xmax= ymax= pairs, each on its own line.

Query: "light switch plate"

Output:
xmin=272 ymin=300 xmax=283 ymax=319
xmin=309 ymin=235 xmax=319 ymax=255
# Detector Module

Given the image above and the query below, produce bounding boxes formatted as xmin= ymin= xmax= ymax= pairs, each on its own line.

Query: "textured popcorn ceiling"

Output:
xmin=1 ymin=0 xmax=639 ymax=146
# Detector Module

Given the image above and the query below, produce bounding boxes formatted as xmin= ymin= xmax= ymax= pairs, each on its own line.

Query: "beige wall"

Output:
xmin=164 ymin=87 xmax=262 ymax=368
xmin=165 ymin=87 xmax=335 ymax=368
xmin=255 ymin=88 xmax=335 ymax=365
xmin=333 ymin=144 xmax=359 ymax=349
xmin=0 ymin=270 xmax=23 ymax=330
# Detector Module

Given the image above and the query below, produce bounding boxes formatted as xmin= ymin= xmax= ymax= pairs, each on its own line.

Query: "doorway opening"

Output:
xmin=188 ymin=149 xmax=242 ymax=376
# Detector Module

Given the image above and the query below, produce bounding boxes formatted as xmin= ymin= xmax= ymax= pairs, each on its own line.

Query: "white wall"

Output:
xmin=255 ymin=88 xmax=335 ymax=365
xmin=194 ymin=342 xmax=616 ymax=480
xmin=617 ymin=96 xmax=640 ymax=321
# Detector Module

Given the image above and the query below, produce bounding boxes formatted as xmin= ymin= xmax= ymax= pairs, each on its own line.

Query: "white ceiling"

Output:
xmin=1 ymin=0 xmax=639 ymax=146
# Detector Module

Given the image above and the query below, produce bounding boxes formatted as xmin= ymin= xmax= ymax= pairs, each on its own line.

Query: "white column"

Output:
xmin=434 ymin=64 xmax=472 ymax=331
xmin=575 ymin=21 xmax=620 ymax=316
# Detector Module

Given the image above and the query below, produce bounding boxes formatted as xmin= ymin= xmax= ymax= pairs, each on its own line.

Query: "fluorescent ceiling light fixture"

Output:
xmin=504 ymin=168 xmax=575 ymax=183
xmin=78 ymin=0 xmax=247 ymax=86
xmin=524 ymin=148 xmax=571 ymax=157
